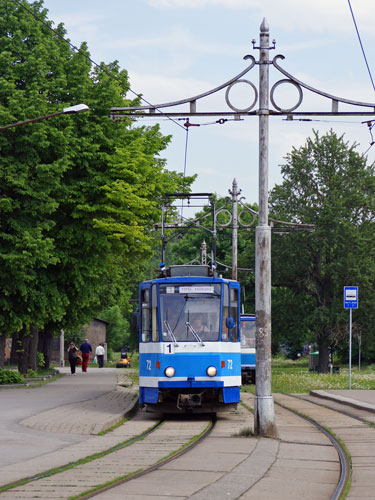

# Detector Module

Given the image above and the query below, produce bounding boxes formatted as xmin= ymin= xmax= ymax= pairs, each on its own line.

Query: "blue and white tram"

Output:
xmin=139 ymin=265 xmax=241 ymax=413
xmin=240 ymin=314 xmax=256 ymax=384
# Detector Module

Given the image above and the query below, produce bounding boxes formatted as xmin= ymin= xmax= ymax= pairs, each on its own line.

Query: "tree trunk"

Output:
xmin=318 ymin=333 xmax=330 ymax=373
xmin=10 ymin=331 xmax=22 ymax=366
xmin=17 ymin=327 xmax=39 ymax=374
xmin=37 ymin=329 xmax=53 ymax=369
xmin=0 ymin=333 xmax=6 ymax=369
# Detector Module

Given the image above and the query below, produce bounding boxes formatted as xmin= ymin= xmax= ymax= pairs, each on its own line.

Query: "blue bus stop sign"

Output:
xmin=344 ymin=286 xmax=358 ymax=309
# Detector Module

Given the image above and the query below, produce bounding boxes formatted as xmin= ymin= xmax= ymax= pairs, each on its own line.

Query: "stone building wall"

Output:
xmin=51 ymin=318 xmax=108 ymax=364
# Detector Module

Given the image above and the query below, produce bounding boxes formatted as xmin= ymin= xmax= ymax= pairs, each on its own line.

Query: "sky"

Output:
xmin=40 ymin=0 xmax=375 ymax=207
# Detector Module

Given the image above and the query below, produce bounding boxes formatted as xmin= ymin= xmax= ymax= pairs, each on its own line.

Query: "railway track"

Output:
xmin=75 ymin=415 xmax=216 ymax=500
xmin=2 ymin=392 xmax=370 ymax=500
xmin=272 ymin=392 xmax=375 ymax=500
xmin=0 ymin=412 xmax=215 ymax=500
xmin=274 ymin=395 xmax=351 ymax=500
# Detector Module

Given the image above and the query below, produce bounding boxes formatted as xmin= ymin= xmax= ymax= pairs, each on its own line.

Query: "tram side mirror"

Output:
xmin=226 ymin=316 xmax=235 ymax=329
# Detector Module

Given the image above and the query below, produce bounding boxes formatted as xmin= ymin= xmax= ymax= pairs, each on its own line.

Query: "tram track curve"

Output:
xmin=272 ymin=391 xmax=375 ymax=500
xmin=274 ymin=397 xmax=351 ymax=500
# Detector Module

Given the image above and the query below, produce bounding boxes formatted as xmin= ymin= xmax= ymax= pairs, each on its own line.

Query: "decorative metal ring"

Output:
xmin=225 ymin=79 xmax=258 ymax=113
xmin=270 ymin=79 xmax=303 ymax=112
xmin=238 ymin=209 xmax=256 ymax=228
xmin=215 ymin=208 xmax=232 ymax=227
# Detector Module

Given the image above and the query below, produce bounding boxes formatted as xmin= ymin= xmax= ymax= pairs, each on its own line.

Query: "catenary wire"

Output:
xmin=180 ymin=125 xmax=190 ymax=218
xmin=347 ymin=0 xmax=375 ymax=94
xmin=11 ymin=0 xmax=186 ymax=131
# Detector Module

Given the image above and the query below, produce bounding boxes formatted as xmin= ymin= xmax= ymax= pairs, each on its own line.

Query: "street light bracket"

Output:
xmin=63 ymin=104 xmax=89 ymax=114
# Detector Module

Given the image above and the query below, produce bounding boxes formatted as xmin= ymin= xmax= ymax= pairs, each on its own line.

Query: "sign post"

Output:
xmin=344 ymin=286 xmax=358 ymax=389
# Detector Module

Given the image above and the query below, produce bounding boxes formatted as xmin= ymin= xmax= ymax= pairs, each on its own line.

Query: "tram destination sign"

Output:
xmin=344 ymin=286 xmax=358 ymax=309
xmin=179 ymin=286 xmax=214 ymax=294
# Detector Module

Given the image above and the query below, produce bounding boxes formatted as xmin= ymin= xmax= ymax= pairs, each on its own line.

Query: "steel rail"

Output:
xmin=296 ymin=393 xmax=375 ymax=425
xmin=0 ymin=418 xmax=164 ymax=495
xmin=276 ymin=398 xmax=351 ymax=500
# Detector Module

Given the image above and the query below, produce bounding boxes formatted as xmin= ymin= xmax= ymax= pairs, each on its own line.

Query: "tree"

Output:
xmin=100 ymin=305 xmax=129 ymax=352
xmin=270 ymin=130 xmax=375 ymax=372
xmin=0 ymin=0 xmax=193 ymax=372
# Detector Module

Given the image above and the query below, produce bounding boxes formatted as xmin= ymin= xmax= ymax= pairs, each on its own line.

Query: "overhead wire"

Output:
xmin=11 ymin=0 xmax=246 ymax=204
xmin=347 ymin=0 xmax=375 ymax=155
xmin=11 ymin=0 xmax=186 ymax=131
xmin=12 ymin=0 xmax=197 ymax=207
xmin=347 ymin=0 xmax=375 ymax=94
xmin=180 ymin=123 xmax=190 ymax=218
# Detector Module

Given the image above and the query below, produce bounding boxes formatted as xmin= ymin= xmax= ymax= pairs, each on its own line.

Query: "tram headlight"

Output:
xmin=164 ymin=366 xmax=175 ymax=378
xmin=206 ymin=366 xmax=217 ymax=377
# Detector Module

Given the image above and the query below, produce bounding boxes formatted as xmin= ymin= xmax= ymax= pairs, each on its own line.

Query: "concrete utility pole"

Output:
xmin=254 ymin=19 xmax=278 ymax=437
xmin=230 ymin=178 xmax=241 ymax=281
xmin=111 ymin=20 xmax=375 ymax=437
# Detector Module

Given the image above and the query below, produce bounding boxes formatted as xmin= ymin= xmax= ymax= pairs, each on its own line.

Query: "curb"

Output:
xmin=310 ymin=389 xmax=375 ymax=413
xmin=91 ymin=395 xmax=139 ymax=434
xmin=0 ymin=371 xmax=60 ymax=389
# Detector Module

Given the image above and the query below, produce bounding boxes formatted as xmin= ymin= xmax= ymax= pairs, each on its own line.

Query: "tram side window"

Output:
xmin=222 ymin=284 xmax=229 ymax=341
xmin=230 ymin=288 xmax=239 ymax=342
xmin=151 ymin=285 xmax=159 ymax=342
xmin=141 ymin=288 xmax=151 ymax=342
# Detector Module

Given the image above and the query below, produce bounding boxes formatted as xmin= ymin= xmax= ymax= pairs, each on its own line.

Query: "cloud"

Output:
xmin=146 ymin=0 xmax=375 ymax=37
xmin=100 ymin=26 xmax=243 ymax=57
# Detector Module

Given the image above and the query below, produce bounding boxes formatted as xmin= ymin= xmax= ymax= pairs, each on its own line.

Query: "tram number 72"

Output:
xmin=227 ymin=359 xmax=233 ymax=370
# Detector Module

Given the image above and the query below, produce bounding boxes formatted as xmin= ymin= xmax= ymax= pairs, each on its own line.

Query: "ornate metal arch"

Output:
xmin=110 ymin=50 xmax=375 ymax=119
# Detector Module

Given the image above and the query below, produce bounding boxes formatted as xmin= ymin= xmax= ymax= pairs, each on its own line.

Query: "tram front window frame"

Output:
xmin=159 ymin=283 xmax=221 ymax=342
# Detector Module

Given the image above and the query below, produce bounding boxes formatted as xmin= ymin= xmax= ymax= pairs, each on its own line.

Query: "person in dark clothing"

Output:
xmin=67 ymin=341 xmax=79 ymax=375
xmin=79 ymin=339 xmax=92 ymax=372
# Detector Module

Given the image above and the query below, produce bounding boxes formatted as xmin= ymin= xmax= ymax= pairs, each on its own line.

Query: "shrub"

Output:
xmin=0 ymin=369 xmax=25 ymax=385
xmin=37 ymin=352 xmax=45 ymax=369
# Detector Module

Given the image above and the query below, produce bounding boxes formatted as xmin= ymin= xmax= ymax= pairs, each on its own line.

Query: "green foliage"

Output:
xmin=270 ymin=130 xmax=375 ymax=368
xmin=241 ymin=356 xmax=375 ymax=393
xmin=64 ymin=331 xmax=83 ymax=350
xmin=0 ymin=0 xmax=194 ymax=371
xmin=26 ymin=369 xmax=38 ymax=378
xmin=36 ymin=351 xmax=45 ymax=369
xmin=166 ymin=196 xmax=257 ymax=313
xmin=0 ymin=369 xmax=24 ymax=384
xmin=100 ymin=305 xmax=129 ymax=351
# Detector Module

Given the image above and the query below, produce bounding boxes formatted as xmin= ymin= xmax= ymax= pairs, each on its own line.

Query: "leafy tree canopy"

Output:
xmin=270 ymin=130 xmax=375 ymax=370
xmin=0 ymin=0 xmax=193 ymax=369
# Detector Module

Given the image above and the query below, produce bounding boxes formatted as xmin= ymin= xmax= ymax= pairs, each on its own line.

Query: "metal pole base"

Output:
xmin=254 ymin=395 xmax=279 ymax=438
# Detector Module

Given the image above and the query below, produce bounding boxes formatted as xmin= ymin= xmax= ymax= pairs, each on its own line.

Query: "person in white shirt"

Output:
xmin=95 ymin=343 xmax=105 ymax=368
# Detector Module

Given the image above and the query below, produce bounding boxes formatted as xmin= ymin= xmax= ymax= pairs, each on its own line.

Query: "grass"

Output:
xmin=242 ymin=356 xmax=375 ymax=394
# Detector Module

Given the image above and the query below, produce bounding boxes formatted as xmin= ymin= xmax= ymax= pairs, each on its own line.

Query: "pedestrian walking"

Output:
xmin=95 ymin=343 xmax=105 ymax=368
xmin=79 ymin=339 xmax=92 ymax=372
xmin=67 ymin=341 xmax=79 ymax=375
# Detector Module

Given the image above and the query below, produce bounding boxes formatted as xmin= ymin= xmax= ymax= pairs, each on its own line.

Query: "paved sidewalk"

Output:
xmin=0 ymin=367 xmax=138 ymax=478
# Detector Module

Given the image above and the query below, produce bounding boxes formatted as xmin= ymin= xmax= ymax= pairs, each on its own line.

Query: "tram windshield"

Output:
xmin=159 ymin=283 xmax=221 ymax=342
xmin=241 ymin=319 xmax=256 ymax=348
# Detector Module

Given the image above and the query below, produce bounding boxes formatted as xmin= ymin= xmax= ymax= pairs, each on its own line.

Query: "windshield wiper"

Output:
xmin=163 ymin=321 xmax=178 ymax=346
xmin=185 ymin=322 xmax=205 ymax=346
